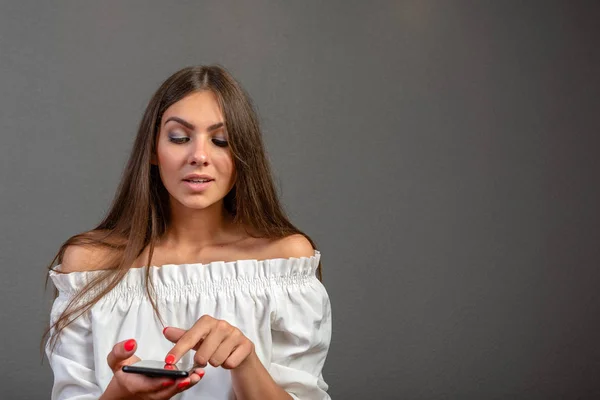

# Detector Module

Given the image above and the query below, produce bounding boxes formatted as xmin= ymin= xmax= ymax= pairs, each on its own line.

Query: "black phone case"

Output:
xmin=122 ymin=364 xmax=189 ymax=378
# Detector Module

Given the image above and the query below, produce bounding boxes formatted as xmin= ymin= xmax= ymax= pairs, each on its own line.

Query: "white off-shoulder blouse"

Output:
xmin=46 ymin=250 xmax=331 ymax=400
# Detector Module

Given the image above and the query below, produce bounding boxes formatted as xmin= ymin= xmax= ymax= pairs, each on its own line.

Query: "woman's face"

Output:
xmin=153 ymin=90 xmax=235 ymax=211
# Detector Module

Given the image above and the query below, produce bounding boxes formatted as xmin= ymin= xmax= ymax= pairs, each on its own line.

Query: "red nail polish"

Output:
xmin=177 ymin=381 xmax=190 ymax=389
xmin=161 ymin=380 xmax=175 ymax=387
xmin=163 ymin=326 xmax=169 ymax=335
xmin=165 ymin=354 xmax=176 ymax=364
xmin=124 ymin=339 xmax=136 ymax=352
xmin=198 ymin=370 xmax=205 ymax=378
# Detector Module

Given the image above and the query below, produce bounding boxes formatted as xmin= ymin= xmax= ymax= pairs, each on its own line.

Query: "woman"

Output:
xmin=45 ymin=65 xmax=331 ymax=399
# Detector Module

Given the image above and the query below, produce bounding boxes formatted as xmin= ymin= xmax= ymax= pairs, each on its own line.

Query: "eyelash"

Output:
xmin=212 ymin=139 xmax=229 ymax=148
xmin=168 ymin=136 xmax=229 ymax=147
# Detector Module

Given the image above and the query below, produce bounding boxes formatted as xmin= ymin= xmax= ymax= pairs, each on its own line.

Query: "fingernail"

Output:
xmin=162 ymin=380 xmax=175 ymax=387
xmin=124 ymin=339 xmax=136 ymax=352
xmin=165 ymin=354 xmax=176 ymax=364
xmin=198 ymin=370 xmax=205 ymax=378
xmin=163 ymin=326 xmax=169 ymax=335
xmin=177 ymin=380 xmax=190 ymax=389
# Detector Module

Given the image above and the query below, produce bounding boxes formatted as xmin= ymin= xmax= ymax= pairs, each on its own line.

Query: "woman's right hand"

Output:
xmin=100 ymin=339 xmax=204 ymax=399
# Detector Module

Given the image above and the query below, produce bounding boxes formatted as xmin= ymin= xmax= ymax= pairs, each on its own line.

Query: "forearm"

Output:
xmin=231 ymin=351 xmax=292 ymax=400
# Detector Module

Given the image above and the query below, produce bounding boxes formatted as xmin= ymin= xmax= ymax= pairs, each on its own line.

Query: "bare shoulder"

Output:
xmin=270 ymin=233 xmax=315 ymax=259
xmin=60 ymin=234 xmax=121 ymax=273
xmin=236 ymin=233 xmax=314 ymax=261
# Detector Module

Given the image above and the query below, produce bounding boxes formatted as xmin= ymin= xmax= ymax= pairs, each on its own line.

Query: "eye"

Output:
xmin=212 ymin=138 xmax=229 ymax=147
xmin=168 ymin=135 xmax=189 ymax=144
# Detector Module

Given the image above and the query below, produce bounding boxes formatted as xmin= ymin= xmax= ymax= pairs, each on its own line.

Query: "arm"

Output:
xmin=46 ymin=279 xmax=102 ymax=399
xmin=268 ymin=274 xmax=332 ymax=400
xmin=50 ymin=245 xmax=202 ymax=400
xmin=230 ymin=349 xmax=293 ymax=400
xmin=46 ymin=244 xmax=111 ymax=399
xmin=233 ymin=234 xmax=323 ymax=400
xmin=162 ymin=235 xmax=331 ymax=399
xmin=231 ymin=235 xmax=331 ymax=399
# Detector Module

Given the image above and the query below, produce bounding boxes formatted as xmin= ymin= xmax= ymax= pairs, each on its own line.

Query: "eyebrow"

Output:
xmin=163 ymin=116 xmax=224 ymax=132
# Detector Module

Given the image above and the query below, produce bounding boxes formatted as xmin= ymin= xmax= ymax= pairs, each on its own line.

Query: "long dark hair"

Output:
xmin=44 ymin=65 xmax=321 ymax=352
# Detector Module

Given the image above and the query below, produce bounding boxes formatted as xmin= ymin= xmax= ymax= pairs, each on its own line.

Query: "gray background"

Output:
xmin=1 ymin=1 xmax=599 ymax=399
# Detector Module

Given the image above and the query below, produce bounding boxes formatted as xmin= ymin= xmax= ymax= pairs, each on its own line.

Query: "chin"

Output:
xmin=176 ymin=197 xmax=220 ymax=211
xmin=181 ymin=201 xmax=213 ymax=210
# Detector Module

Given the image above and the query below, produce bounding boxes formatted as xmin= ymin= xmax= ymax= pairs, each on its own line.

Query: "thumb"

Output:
xmin=107 ymin=339 xmax=140 ymax=371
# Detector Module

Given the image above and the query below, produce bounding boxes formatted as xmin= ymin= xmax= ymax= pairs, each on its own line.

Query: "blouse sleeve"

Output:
xmin=269 ymin=274 xmax=332 ymax=400
xmin=45 ymin=271 xmax=102 ymax=400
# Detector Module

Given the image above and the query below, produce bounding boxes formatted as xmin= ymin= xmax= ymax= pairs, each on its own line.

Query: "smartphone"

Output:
xmin=122 ymin=360 xmax=195 ymax=378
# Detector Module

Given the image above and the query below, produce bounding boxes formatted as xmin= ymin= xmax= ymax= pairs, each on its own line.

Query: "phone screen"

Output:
xmin=122 ymin=360 xmax=195 ymax=378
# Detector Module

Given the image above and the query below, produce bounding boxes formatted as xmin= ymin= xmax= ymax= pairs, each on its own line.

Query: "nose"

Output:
xmin=189 ymin=137 xmax=209 ymax=166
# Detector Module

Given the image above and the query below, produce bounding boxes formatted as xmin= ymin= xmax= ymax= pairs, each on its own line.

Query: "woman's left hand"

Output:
xmin=163 ymin=315 xmax=255 ymax=370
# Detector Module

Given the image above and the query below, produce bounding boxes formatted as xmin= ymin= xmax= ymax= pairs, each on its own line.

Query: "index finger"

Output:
xmin=163 ymin=326 xmax=186 ymax=344
xmin=164 ymin=317 xmax=215 ymax=364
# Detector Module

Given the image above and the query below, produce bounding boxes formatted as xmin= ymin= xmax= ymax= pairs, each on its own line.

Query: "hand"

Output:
xmin=163 ymin=315 xmax=255 ymax=370
xmin=101 ymin=339 xmax=205 ymax=400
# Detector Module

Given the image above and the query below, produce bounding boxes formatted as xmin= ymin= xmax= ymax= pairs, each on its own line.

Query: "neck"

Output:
xmin=162 ymin=199 xmax=234 ymax=251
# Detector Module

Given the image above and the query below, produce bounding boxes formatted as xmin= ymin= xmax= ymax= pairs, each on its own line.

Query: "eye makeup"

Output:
xmin=212 ymin=138 xmax=229 ymax=147
xmin=167 ymin=134 xmax=228 ymax=147
xmin=168 ymin=134 xmax=189 ymax=144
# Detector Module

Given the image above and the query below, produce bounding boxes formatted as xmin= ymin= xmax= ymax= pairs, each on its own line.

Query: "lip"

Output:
xmin=183 ymin=174 xmax=214 ymax=181
xmin=182 ymin=179 xmax=213 ymax=192
xmin=182 ymin=174 xmax=214 ymax=192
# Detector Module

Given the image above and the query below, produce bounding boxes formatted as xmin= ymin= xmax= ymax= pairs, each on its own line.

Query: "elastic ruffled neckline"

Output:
xmin=49 ymin=250 xmax=321 ymax=299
